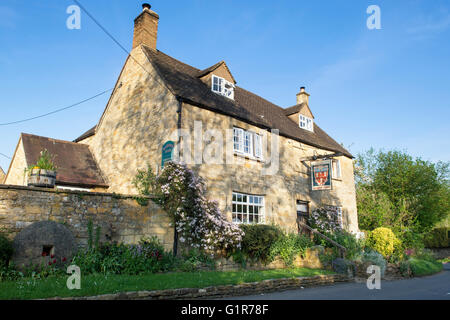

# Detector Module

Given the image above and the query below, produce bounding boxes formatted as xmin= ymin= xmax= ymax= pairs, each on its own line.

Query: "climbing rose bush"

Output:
xmin=152 ymin=162 xmax=243 ymax=252
xmin=308 ymin=206 xmax=342 ymax=234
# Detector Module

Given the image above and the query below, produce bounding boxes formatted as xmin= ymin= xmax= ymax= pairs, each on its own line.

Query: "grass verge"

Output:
xmin=409 ymin=258 xmax=443 ymax=277
xmin=0 ymin=267 xmax=333 ymax=300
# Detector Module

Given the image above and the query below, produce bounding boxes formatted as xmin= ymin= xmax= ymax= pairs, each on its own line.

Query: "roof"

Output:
xmin=75 ymin=46 xmax=352 ymax=158
xmin=21 ymin=133 xmax=107 ymax=188
xmin=284 ymin=103 xmax=306 ymax=116
xmin=74 ymin=125 xmax=96 ymax=143
xmin=142 ymin=47 xmax=352 ymax=158
xmin=197 ymin=60 xmax=237 ymax=84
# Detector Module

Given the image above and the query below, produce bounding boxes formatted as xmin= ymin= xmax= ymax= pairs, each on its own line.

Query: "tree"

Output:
xmin=355 ymin=149 xmax=450 ymax=234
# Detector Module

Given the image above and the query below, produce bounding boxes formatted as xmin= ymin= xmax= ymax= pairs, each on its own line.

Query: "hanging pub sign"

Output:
xmin=161 ymin=141 xmax=175 ymax=168
xmin=311 ymin=160 xmax=332 ymax=191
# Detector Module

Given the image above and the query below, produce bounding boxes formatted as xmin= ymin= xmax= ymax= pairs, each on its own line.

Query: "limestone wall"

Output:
xmin=181 ymin=103 xmax=359 ymax=233
xmin=81 ymin=45 xmax=180 ymax=195
xmin=0 ymin=167 xmax=5 ymax=184
xmin=0 ymin=185 xmax=173 ymax=251
xmin=3 ymin=137 xmax=27 ymax=186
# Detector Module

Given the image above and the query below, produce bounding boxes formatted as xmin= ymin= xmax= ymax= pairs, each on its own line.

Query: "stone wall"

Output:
xmin=80 ymin=45 xmax=180 ymax=195
xmin=0 ymin=166 xmax=5 ymax=184
xmin=0 ymin=185 xmax=173 ymax=251
xmin=3 ymin=138 xmax=27 ymax=186
xmin=50 ymin=274 xmax=351 ymax=300
xmin=181 ymin=103 xmax=359 ymax=234
xmin=216 ymin=248 xmax=324 ymax=272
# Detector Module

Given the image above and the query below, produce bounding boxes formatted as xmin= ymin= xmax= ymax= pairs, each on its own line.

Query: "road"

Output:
xmin=223 ymin=263 xmax=450 ymax=300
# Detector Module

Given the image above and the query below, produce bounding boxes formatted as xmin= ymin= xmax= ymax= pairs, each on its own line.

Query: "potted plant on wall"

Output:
xmin=27 ymin=149 xmax=57 ymax=188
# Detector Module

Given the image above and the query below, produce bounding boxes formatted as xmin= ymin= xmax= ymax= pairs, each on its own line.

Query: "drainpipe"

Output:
xmin=172 ymin=97 xmax=183 ymax=256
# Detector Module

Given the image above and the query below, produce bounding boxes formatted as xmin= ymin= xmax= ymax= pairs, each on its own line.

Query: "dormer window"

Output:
xmin=299 ymin=115 xmax=313 ymax=132
xmin=212 ymin=75 xmax=234 ymax=100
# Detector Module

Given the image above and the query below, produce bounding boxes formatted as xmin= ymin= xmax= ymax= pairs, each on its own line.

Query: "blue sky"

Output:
xmin=1 ymin=0 xmax=449 ymax=172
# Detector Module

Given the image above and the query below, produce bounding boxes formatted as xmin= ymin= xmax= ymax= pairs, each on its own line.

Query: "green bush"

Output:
xmin=332 ymin=258 xmax=355 ymax=275
xmin=423 ymin=228 xmax=449 ymax=248
xmin=366 ymin=227 xmax=401 ymax=260
xmin=240 ymin=224 xmax=282 ymax=263
xmin=397 ymin=227 xmax=424 ymax=251
xmin=0 ymin=233 xmax=13 ymax=268
xmin=408 ymin=258 xmax=443 ymax=276
xmin=269 ymin=233 xmax=313 ymax=266
xmin=179 ymin=248 xmax=215 ymax=272
xmin=331 ymin=231 xmax=364 ymax=261
xmin=359 ymin=250 xmax=386 ymax=277
xmin=72 ymin=236 xmax=176 ymax=275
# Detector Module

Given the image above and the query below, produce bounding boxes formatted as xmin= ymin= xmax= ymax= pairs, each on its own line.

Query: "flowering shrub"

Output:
xmin=135 ymin=163 xmax=243 ymax=253
xmin=308 ymin=206 xmax=342 ymax=235
xmin=366 ymin=227 xmax=401 ymax=259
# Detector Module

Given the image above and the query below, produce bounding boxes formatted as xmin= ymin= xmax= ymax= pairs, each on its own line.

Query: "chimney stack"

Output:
xmin=133 ymin=3 xmax=159 ymax=50
xmin=296 ymin=86 xmax=310 ymax=105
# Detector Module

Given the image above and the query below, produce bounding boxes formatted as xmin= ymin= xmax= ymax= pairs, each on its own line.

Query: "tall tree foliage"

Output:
xmin=355 ymin=148 xmax=449 ymax=234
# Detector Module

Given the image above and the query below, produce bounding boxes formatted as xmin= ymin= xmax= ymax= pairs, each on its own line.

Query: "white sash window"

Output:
xmin=212 ymin=75 xmax=234 ymax=100
xmin=233 ymin=127 xmax=263 ymax=159
xmin=232 ymin=192 xmax=265 ymax=224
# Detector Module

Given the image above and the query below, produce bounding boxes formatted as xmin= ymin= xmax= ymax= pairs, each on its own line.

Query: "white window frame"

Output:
xmin=232 ymin=192 xmax=265 ymax=224
xmin=233 ymin=127 xmax=263 ymax=160
xmin=332 ymin=159 xmax=342 ymax=179
xmin=212 ymin=75 xmax=235 ymax=100
xmin=299 ymin=114 xmax=314 ymax=132
xmin=233 ymin=128 xmax=244 ymax=153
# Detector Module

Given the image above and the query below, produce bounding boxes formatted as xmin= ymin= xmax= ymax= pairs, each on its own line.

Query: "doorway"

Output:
xmin=296 ymin=200 xmax=310 ymax=236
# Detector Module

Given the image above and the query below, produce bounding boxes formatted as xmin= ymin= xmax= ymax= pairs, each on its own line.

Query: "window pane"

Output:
xmin=243 ymin=205 xmax=247 ymax=213
xmin=232 ymin=193 xmax=236 ymax=201
xmin=232 ymin=204 xmax=236 ymax=212
xmin=237 ymin=204 xmax=242 ymax=213
xmin=242 ymin=195 xmax=247 ymax=203
xmin=249 ymin=206 xmax=253 ymax=214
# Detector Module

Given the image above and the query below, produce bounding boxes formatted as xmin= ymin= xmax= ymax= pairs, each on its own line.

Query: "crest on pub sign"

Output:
xmin=311 ymin=160 xmax=332 ymax=191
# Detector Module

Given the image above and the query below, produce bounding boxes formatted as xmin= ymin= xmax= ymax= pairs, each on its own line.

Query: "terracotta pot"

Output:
xmin=28 ymin=168 xmax=56 ymax=188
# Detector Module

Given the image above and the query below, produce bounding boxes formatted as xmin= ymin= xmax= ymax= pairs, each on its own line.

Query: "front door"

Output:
xmin=296 ymin=200 xmax=310 ymax=236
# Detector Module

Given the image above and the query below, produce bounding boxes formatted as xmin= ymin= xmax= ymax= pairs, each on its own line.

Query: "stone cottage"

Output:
xmin=4 ymin=4 xmax=359 ymax=234
xmin=0 ymin=166 xmax=5 ymax=184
